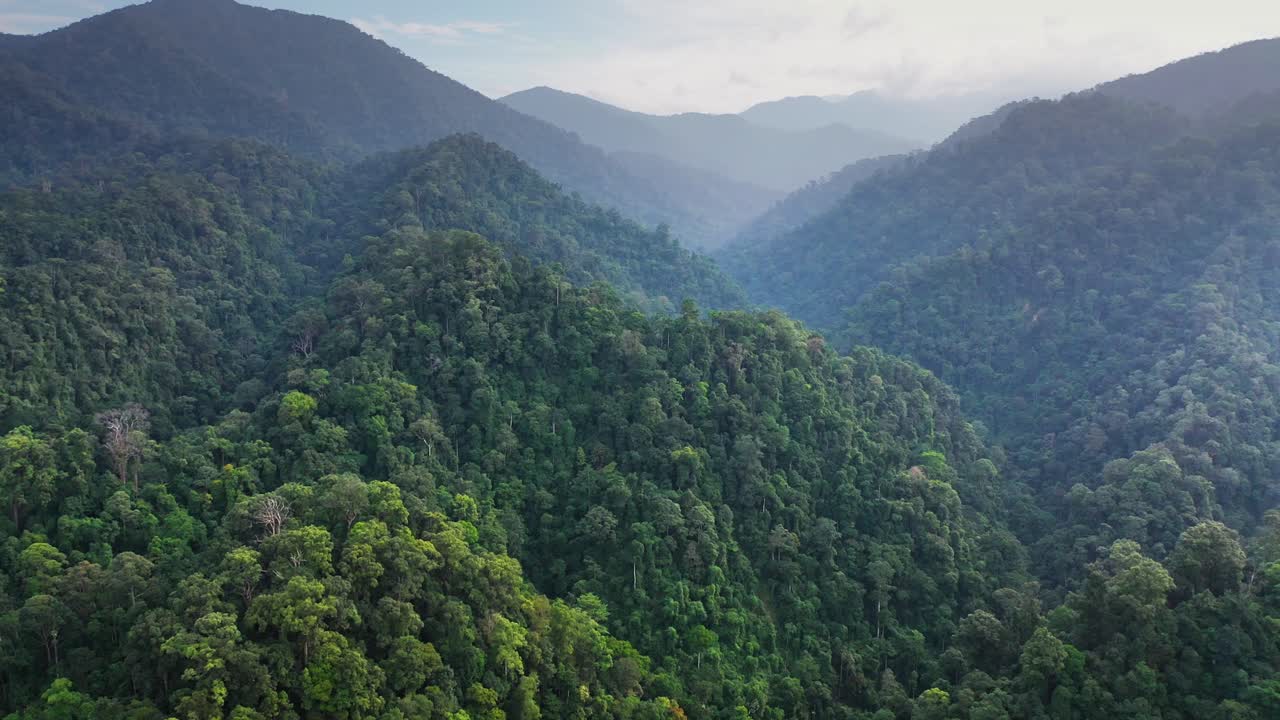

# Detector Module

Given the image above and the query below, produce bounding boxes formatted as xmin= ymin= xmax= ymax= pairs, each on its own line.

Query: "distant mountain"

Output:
xmin=841 ymin=106 xmax=1280 ymax=580
xmin=0 ymin=0 xmax=760 ymax=248
xmin=933 ymin=100 xmax=1037 ymax=152
xmin=1096 ymin=37 xmax=1280 ymax=116
xmin=501 ymin=86 xmax=919 ymax=191
xmin=718 ymin=93 xmax=1191 ymax=329
xmin=607 ymin=150 xmax=781 ymax=247
xmin=727 ymin=38 xmax=1280 ymax=264
xmin=719 ymin=44 xmax=1280 ymax=596
xmin=1 ymin=131 xmax=747 ymax=427
xmin=0 ymin=58 xmax=150 ymax=184
xmin=0 ymin=32 xmax=35 ymax=48
xmin=740 ymin=89 xmax=1016 ymax=144
xmin=729 ymin=153 xmax=907 ymax=250
xmin=347 ymin=135 xmax=748 ymax=311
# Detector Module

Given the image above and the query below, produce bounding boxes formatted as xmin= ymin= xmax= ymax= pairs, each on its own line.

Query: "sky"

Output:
xmin=4 ymin=0 xmax=1280 ymax=115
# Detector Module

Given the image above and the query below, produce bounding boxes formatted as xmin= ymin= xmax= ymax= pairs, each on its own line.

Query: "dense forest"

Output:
xmin=0 ymin=0 xmax=774 ymax=249
xmin=2 ymin=1 xmax=1280 ymax=718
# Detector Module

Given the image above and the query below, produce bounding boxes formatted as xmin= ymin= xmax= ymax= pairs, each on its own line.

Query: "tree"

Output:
xmin=0 ymin=426 xmax=57 ymax=528
xmin=302 ymin=630 xmax=384 ymax=719
xmin=21 ymin=595 xmax=69 ymax=669
xmin=1017 ymin=627 xmax=1068 ymax=705
xmin=1168 ymin=521 xmax=1246 ymax=596
xmin=96 ymin=405 xmax=150 ymax=490
xmin=251 ymin=496 xmax=291 ymax=538
xmin=319 ymin=473 xmax=369 ymax=530
xmin=19 ymin=543 xmax=67 ymax=595
xmin=247 ymin=576 xmax=337 ymax=665
xmin=160 ymin=611 xmax=245 ymax=719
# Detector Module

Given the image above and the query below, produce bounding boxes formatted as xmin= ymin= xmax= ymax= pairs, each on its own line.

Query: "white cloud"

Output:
xmin=351 ymin=16 xmax=508 ymax=45
xmin=499 ymin=0 xmax=1280 ymax=115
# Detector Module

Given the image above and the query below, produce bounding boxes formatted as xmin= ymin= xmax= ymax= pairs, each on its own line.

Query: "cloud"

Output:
xmin=841 ymin=6 xmax=894 ymax=40
xmin=491 ymin=0 xmax=1280 ymax=116
xmin=351 ymin=16 xmax=509 ymax=45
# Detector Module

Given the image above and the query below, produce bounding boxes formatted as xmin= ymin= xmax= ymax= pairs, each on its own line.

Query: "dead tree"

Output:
xmin=96 ymin=404 xmax=150 ymax=491
xmin=252 ymin=496 xmax=291 ymax=538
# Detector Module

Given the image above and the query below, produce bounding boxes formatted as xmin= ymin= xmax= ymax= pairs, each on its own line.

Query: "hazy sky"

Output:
xmin=5 ymin=0 xmax=1280 ymax=114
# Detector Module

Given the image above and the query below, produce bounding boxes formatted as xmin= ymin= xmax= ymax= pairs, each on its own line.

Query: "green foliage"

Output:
xmin=0 ymin=222 xmax=1018 ymax=719
xmin=0 ymin=134 xmax=741 ymax=432
xmin=0 ymin=0 xmax=763 ymax=249
xmin=719 ymin=93 xmax=1192 ymax=328
xmin=716 ymin=90 xmax=1280 ymax=719
xmin=3 ymin=23 xmax=1280 ymax=719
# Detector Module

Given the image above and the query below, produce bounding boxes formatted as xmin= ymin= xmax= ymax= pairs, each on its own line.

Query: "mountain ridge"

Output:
xmin=0 ymin=0 xmax=767 ymax=249
xmin=501 ymin=85 xmax=919 ymax=191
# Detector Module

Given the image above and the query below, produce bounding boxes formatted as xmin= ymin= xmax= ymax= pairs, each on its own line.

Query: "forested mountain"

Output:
xmin=739 ymin=90 xmax=1013 ymax=145
xmin=500 ymin=87 xmax=918 ymax=191
xmin=0 ymin=133 xmax=743 ymax=433
xmin=10 ymin=181 xmax=1276 ymax=717
xmin=0 ymin=0 xmax=763 ymax=249
xmin=3 ymin=6 xmax=1280 ymax=719
xmin=842 ymin=118 xmax=1280 ymax=583
xmin=729 ymin=154 xmax=907 ymax=249
xmin=343 ymin=135 xmax=746 ymax=311
xmin=0 ymin=59 xmax=150 ymax=185
xmin=1096 ymin=37 xmax=1280 ymax=116
xmin=718 ymin=92 xmax=1192 ymax=328
xmin=709 ymin=43 xmax=1280 ymax=717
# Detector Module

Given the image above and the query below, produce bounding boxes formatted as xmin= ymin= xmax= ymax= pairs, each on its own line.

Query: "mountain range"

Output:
xmin=0 ymin=0 xmax=771 ymax=249
xmin=717 ymin=34 xmax=1280 ymax=596
xmin=738 ymin=89 xmax=1024 ymax=144
xmin=500 ymin=87 xmax=920 ymax=192
xmin=2 ymin=3 xmax=1280 ymax=719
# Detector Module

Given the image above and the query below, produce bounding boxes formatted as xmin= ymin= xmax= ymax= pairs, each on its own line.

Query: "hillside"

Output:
xmin=843 ymin=117 xmax=1280 ymax=581
xmin=740 ymin=89 xmax=1012 ymax=145
xmin=0 ymin=0 xmax=759 ymax=248
xmin=3 ymin=8 xmax=1280 ymax=720
xmin=606 ymin=151 xmax=782 ymax=250
xmin=5 ymin=174 xmax=1276 ymax=717
xmin=344 ymin=135 xmax=747 ymax=311
xmin=0 ymin=138 xmax=1027 ymax=715
xmin=0 ymin=59 xmax=151 ymax=185
xmin=718 ymin=93 xmax=1191 ymax=328
xmin=1096 ymin=37 xmax=1280 ymax=116
xmin=719 ymin=39 xmax=1280 ymax=320
xmin=501 ymin=86 xmax=918 ymax=191
xmin=0 ymin=134 xmax=744 ymax=432
xmin=729 ymin=154 xmax=907 ymax=250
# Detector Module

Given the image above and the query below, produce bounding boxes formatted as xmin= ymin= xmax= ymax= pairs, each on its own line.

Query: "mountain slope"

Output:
xmin=842 ymin=117 xmax=1280 ymax=580
xmin=0 ymin=58 xmax=150 ymax=185
xmin=501 ymin=86 xmax=919 ymax=191
xmin=1 ymin=147 xmax=1035 ymax=715
xmin=740 ymin=89 xmax=1013 ymax=144
xmin=719 ymin=93 xmax=1190 ymax=328
xmin=0 ymin=0 xmax=757 ymax=248
xmin=729 ymin=153 xmax=907 ymax=250
xmin=1096 ymin=37 xmax=1280 ymax=116
xmin=5 ymin=204 xmax=1277 ymax=719
xmin=0 ymin=139 xmax=337 ymax=432
xmin=0 ymin=133 xmax=745 ymax=432
xmin=345 ymin=134 xmax=747 ymax=311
